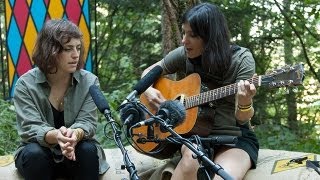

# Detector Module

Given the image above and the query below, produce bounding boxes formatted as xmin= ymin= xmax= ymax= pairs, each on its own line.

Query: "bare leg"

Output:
xmin=171 ymin=145 xmax=200 ymax=180
xmin=213 ymin=146 xmax=251 ymax=180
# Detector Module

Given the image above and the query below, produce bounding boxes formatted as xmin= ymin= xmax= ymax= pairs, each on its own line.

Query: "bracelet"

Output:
xmin=237 ymin=103 xmax=253 ymax=112
xmin=238 ymin=106 xmax=253 ymax=112
xmin=74 ymin=128 xmax=84 ymax=142
xmin=238 ymin=103 xmax=252 ymax=109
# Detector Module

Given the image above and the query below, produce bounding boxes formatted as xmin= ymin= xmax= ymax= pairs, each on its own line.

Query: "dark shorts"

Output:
xmin=170 ymin=124 xmax=259 ymax=167
xmin=235 ymin=124 xmax=259 ymax=169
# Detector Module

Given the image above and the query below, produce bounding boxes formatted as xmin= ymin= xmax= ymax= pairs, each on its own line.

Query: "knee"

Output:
xmin=22 ymin=143 xmax=50 ymax=161
xmin=179 ymin=150 xmax=199 ymax=172
xmin=76 ymin=141 xmax=97 ymax=158
xmin=15 ymin=143 xmax=53 ymax=178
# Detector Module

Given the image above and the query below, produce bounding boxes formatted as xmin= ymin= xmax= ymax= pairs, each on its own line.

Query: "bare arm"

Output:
xmin=141 ymin=61 xmax=166 ymax=107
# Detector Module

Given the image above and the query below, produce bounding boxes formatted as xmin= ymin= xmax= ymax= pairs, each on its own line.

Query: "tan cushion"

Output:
xmin=1 ymin=147 xmax=319 ymax=180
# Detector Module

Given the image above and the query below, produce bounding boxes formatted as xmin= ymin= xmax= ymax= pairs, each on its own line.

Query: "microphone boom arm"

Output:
xmin=103 ymin=109 xmax=140 ymax=180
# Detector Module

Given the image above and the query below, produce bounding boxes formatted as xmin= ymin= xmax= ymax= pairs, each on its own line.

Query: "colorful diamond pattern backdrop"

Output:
xmin=4 ymin=0 xmax=92 ymax=98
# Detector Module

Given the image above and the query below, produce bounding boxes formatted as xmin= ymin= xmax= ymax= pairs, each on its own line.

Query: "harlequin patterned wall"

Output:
xmin=4 ymin=0 xmax=92 ymax=98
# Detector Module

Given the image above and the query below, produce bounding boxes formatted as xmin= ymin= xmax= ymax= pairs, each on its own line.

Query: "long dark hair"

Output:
xmin=32 ymin=19 xmax=84 ymax=74
xmin=182 ymin=3 xmax=232 ymax=75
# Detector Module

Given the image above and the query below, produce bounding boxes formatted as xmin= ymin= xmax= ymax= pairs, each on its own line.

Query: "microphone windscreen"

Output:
xmin=89 ymin=85 xmax=110 ymax=113
xmin=119 ymin=103 xmax=146 ymax=125
xmin=133 ymin=65 xmax=163 ymax=95
xmin=158 ymin=100 xmax=186 ymax=126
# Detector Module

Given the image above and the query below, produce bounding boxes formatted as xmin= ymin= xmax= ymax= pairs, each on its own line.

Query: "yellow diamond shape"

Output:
xmin=48 ymin=0 xmax=64 ymax=19
xmin=24 ymin=16 xmax=37 ymax=62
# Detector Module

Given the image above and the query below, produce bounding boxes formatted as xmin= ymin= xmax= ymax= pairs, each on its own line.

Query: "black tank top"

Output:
xmin=51 ymin=103 xmax=65 ymax=129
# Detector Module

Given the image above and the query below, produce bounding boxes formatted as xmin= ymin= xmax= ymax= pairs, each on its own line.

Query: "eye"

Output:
xmin=63 ymin=48 xmax=72 ymax=52
xmin=190 ymin=33 xmax=197 ymax=38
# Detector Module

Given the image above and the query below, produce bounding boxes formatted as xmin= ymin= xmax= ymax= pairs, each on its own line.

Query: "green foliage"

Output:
xmin=92 ymin=1 xmax=162 ymax=98
xmin=255 ymin=122 xmax=320 ymax=154
xmin=0 ymin=99 xmax=19 ymax=155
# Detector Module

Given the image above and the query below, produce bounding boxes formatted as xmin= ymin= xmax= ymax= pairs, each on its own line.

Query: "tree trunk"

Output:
xmin=283 ymin=0 xmax=298 ymax=130
xmin=161 ymin=0 xmax=200 ymax=54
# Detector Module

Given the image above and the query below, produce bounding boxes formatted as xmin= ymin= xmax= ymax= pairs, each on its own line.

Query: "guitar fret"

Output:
xmin=185 ymin=99 xmax=189 ymax=109
xmin=190 ymin=96 xmax=193 ymax=108
xmin=185 ymin=75 xmax=265 ymax=108
xmin=194 ymin=96 xmax=198 ymax=107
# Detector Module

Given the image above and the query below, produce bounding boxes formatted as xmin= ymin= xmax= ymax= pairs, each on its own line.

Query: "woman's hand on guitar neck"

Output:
xmin=237 ymin=79 xmax=256 ymax=106
xmin=144 ymin=87 xmax=166 ymax=108
xmin=236 ymin=79 xmax=256 ymax=122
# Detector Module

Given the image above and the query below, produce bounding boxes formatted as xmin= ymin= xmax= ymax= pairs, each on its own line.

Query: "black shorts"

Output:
xmin=209 ymin=123 xmax=259 ymax=169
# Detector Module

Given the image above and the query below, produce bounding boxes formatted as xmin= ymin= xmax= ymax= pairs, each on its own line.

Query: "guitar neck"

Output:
xmin=184 ymin=76 xmax=261 ymax=109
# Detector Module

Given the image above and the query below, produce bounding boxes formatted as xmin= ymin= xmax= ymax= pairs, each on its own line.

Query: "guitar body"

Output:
xmin=132 ymin=73 xmax=212 ymax=158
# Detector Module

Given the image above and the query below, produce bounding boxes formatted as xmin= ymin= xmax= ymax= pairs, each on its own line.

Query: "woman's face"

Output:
xmin=181 ymin=23 xmax=204 ymax=58
xmin=56 ymin=38 xmax=81 ymax=74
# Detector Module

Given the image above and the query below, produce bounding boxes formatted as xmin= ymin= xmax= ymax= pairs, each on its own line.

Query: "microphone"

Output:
xmin=120 ymin=102 xmax=145 ymax=126
xmin=189 ymin=136 xmax=238 ymax=145
xmin=89 ymin=85 xmax=110 ymax=115
xmin=132 ymin=117 xmax=157 ymax=127
xmin=157 ymin=100 xmax=186 ymax=132
xmin=121 ymin=65 xmax=163 ymax=105
xmin=132 ymin=100 xmax=186 ymax=129
xmin=89 ymin=85 xmax=141 ymax=180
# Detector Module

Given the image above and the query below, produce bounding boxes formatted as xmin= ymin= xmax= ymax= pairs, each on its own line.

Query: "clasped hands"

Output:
xmin=56 ymin=127 xmax=82 ymax=161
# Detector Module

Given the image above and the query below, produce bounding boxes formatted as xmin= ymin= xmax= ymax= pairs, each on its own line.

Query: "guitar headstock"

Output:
xmin=260 ymin=63 xmax=304 ymax=88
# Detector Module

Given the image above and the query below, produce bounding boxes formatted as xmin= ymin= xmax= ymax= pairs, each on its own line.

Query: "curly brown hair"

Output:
xmin=32 ymin=19 xmax=84 ymax=74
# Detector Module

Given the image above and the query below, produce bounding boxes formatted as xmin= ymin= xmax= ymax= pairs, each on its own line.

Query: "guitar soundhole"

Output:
xmin=175 ymin=95 xmax=182 ymax=101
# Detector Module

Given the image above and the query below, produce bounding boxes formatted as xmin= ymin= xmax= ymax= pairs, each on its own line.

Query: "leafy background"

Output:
xmin=0 ymin=0 xmax=319 ymax=155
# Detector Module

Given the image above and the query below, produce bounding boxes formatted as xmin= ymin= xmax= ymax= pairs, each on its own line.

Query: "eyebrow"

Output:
xmin=63 ymin=44 xmax=81 ymax=48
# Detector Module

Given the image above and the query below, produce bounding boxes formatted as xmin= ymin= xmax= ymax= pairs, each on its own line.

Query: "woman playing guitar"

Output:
xmin=140 ymin=2 xmax=258 ymax=180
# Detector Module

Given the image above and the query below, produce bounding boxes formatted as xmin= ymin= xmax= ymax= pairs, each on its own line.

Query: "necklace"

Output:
xmin=50 ymin=96 xmax=64 ymax=111
xmin=56 ymin=97 xmax=64 ymax=111
xmin=57 ymin=98 xmax=64 ymax=111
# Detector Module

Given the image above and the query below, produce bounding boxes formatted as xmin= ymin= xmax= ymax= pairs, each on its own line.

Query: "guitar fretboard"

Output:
xmin=184 ymin=76 xmax=261 ymax=109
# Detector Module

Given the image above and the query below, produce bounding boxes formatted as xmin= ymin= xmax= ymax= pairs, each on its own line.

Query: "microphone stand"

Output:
xmin=103 ymin=109 xmax=140 ymax=180
xmin=133 ymin=102 xmax=233 ymax=180
xmin=152 ymin=116 xmax=234 ymax=180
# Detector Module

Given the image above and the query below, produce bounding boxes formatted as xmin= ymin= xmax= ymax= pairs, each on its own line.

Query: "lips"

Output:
xmin=185 ymin=47 xmax=192 ymax=52
xmin=68 ymin=61 xmax=78 ymax=65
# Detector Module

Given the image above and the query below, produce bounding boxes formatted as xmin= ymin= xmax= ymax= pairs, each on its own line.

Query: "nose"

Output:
xmin=72 ymin=48 xmax=80 ymax=58
xmin=182 ymin=34 xmax=188 ymax=45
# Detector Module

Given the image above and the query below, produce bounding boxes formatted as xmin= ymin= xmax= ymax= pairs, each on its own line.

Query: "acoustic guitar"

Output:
xmin=131 ymin=63 xmax=304 ymax=159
